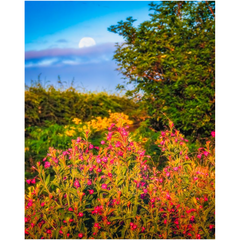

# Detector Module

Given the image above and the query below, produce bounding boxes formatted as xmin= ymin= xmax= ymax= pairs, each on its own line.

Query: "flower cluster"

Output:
xmin=25 ymin=120 xmax=215 ymax=239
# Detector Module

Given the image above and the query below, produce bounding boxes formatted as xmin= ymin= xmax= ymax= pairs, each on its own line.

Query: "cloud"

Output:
xmin=25 ymin=42 xmax=118 ymax=67
xmin=25 ymin=60 xmax=125 ymax=92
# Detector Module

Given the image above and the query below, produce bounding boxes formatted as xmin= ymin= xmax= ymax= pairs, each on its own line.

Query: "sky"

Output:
xmin=25 ymin=1 xmax=158 ymax=92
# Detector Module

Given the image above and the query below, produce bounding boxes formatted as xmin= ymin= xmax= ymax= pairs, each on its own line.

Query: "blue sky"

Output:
xmin=25 ymin=1 xmax=158 ymax=92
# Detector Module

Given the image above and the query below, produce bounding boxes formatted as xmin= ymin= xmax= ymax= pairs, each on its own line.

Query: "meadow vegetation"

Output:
xmin=25 ymin=1 xmax=215 ymax=238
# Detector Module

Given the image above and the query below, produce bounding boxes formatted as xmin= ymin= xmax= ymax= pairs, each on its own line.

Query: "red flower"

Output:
xmin=74 ymin=180 xmax=80 ymax=188
xmin=164 ymin=219 xmax=167 ymax=224
xmin=44 ymin=161 xmax=51 ymax=168
xmin=79 ymin=212 xmax=83 ymax=217
xmin=89 ymin=190 xmax=94 ymax=194
xmin=94 ymin=223 xmax=100 ymax=228
xmin=26 ymin=179 xmax=31 ymax=185
xmin=102 ymin=184 xmax=108 ymax=189
xmin=68 ymin=207 xmax=73 ymax=211
xmin=41 ymin=202 xmax=45 ymax=207
xmin=78 ymin=233 xmax=83 ymax=238
xmin=211 ymin=131 xmax=215 ymax=137
xmin=31 ymin=178 xmax=36 ymax=184
xmin=46 ymin=229 xmax=51 ymax=234
xmin=87 ymin=180 xmax=92 ymax=185
xmin=108 ymin=173 xmax=112 ymax=177
xmin=209 ymin=225 xmax=214 ymax=229
xmin=69 ymin=219 xmax=73 ymax=222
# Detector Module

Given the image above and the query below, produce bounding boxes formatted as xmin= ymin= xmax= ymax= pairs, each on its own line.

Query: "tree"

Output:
xmin=108 ymin=1 xmax=215 ymax=141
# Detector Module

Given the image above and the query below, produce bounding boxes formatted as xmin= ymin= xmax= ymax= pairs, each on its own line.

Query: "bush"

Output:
xmin=25 ymin=83 xmax=142 ymax=128
xmin=25 ymin=120 xmax=215 ymax=239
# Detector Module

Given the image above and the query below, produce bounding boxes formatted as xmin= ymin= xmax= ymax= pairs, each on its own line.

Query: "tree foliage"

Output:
xmin=108 ymin=1 xmax=215 ymax=140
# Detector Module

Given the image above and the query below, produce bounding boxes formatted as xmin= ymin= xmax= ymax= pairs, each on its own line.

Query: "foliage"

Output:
xmin=25 ymin=120 xmax=215 ymax=239
xmin=25 ymin=112 xmax=134 ymax=173
xmin=25 ymin=82 xmax=142 ymax=128
xmin=108 ymin=1 xmax=215 ymax=141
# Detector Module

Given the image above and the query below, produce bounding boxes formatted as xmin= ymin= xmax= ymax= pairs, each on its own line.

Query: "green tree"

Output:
xmin=108 ymin=1 xmax=215 ymax=141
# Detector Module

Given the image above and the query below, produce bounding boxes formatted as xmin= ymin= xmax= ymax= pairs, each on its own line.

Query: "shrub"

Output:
xmin=25 ymin=83 xmax=142 ymax=128
xmin=25 ymin=120 xmax=215 ymax=239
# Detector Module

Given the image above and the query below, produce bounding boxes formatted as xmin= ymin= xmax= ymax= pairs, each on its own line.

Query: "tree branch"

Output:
xmin=205 ymin=1 xmax=215 ymax=18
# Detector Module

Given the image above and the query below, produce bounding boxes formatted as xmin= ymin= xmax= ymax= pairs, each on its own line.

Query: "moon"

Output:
xmin=78 ymin=37 xmax=96 ymax=48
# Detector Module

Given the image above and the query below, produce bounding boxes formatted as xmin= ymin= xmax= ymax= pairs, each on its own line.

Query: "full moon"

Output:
xmin=78 ymin=37 xmax=96 ymax=48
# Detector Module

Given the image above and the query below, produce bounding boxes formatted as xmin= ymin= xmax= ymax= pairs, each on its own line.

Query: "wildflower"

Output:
xmin=211 ymin=131 xmax=215 ymax=137
xmin=89 ymin=144 xmax=94 ymax=149
xmin=74 ymin=180 xmax=80 ymax=188
xmin=160 ymin=141 xmax=165 ymax=145
xmin=115 ymin=141 xmax=121 ymax=148
xmin=203 ymin=151 xmax=209 ymax=157
xmin=164 ymin=219 xmax=167 ymax=224
xmin=26 ymin=179 xmax=31 ymax=185
xmin=78 ymin=212 xmax=83 ymax=217
xmin=209 ymin=225 xmax=214 ymax=229
xmin=150 ymin=198 xmax=155 ymax=203
xmin=94 ymin=223 xmax=100 ymax=228
xmin=46 ymin=229 xmax=51 ymax=234
xmin=197 ymin=154 xmax=202 ymax=159
xmin=108 ymin=173 xmax=112 ymax=177
xmin=69 ymin=219 xmax=73 ymax=222
xmin=68 ymin=207 xmax=73 ymax=211
xmin=78 ymin=233 xmax=83 ymax=238
xmin=41 ymin=202 xmax=45 ymax=207
xmin=87 ymin=180 xmax=92 ymax=185
xmin=118 ymin=151 xmax=123 ymax=156
xmin=173 ymin=167 xmax=178 ymax=171
xmin=102 ymin=184 xmax=107 ymax=189
xmin=44 ymin=161 xmax=51 ymax=168
xmin=161 ymin=131 xmax=166 ymax=136
xmin=102 ymin=157 xmax=108 ymax=163
xmin=89 ymin=190 xmax=94 ymax=194
xmin=185 ymin=155 xmax=189 ymax=159
xmin=97 ymin=168 xmax=102 ymax=172
xmin=166 ymin=172 xmax=170 ymax=177
xmin=101 ymin=141 xmax=105 ymax=145
xmin=96 ymin=158 xmax=101 ymax=163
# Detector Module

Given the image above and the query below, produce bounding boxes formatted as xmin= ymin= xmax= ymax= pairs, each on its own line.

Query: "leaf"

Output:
xmin=45 ymin=174 xmax=50 ymax=187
